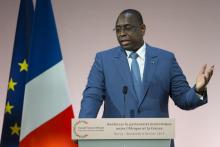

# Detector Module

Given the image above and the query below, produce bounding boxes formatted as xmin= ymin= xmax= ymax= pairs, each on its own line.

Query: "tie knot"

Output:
xmin=129 ymin=52 xmax=138 ymax=59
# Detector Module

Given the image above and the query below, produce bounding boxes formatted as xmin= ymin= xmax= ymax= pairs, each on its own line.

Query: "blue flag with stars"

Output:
xmin=0 ymin=0 xmax=34 ymax=146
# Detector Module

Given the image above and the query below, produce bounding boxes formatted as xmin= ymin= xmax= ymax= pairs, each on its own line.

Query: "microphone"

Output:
xmin=130 ymin=110 xmax=135 ymax=118
xmin=123 ymin=86 xmax=128 ymax=95
xmin=122 ymin=86 xmax=128 ymax=118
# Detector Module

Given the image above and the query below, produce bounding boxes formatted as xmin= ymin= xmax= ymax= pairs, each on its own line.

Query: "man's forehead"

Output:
xmin=116 ymin=13 xmax=138 ymax=26
xmin=120 ymin=12 xmax=134 ymax=18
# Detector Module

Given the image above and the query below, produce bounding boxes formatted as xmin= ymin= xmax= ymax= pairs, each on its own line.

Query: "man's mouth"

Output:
xmin=120 ymin=40 xmax=131 ymax=46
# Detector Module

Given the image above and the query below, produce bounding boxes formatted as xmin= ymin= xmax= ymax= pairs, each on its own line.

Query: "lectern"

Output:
xmin=72 ymin=118 xmax=174 ymax=147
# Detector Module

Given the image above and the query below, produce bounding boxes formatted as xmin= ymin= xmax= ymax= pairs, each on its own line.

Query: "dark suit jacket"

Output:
xmin=79 ymin=44 xmax=207 ymax=118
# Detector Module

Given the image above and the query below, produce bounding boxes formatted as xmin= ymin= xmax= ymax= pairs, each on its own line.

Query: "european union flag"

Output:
xmin=0 ymin=0 xmax=34 ymax=146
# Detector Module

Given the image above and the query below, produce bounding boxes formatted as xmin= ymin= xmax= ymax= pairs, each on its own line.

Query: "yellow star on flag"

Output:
xmin=5 ymin=102 xmax=14 ymax=114
xmin=10 ymin=123 xmax=20 ymax=136
xmin=18 ymin=59 xmax=28 ymax=72
xmin=8 ymin=78 xmax=17 ymax=91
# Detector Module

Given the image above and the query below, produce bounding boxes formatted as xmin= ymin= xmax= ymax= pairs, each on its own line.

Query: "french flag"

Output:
xmin=19 ymin=0 xmax=78 ymax=146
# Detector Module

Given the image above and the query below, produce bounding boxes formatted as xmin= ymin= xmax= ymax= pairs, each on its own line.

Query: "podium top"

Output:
xmin=72 ymin=118 xmax=175 ymax=140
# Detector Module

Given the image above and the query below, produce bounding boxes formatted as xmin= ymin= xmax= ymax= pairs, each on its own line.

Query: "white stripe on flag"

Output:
xmin=20 ymin=61 xmax=71 ymax=140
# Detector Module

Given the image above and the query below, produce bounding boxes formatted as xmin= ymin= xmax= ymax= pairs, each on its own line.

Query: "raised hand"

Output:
xmin=195 ymin=64 xmax=214 ymax=93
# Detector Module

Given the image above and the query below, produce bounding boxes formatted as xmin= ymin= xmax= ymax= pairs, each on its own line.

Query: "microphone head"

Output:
xmin=122 ymin=86 xmax=128 ymax=94
xmin=130 ymin=110 xmax=135 ymax=118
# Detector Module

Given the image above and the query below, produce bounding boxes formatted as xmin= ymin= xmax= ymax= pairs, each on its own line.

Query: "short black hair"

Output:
xmin=119 ymin=9 xmax=144 ymax=24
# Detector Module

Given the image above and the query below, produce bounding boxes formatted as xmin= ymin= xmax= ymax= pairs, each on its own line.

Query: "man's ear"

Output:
xmin=140 ymin=24 xmax=146 ymax=35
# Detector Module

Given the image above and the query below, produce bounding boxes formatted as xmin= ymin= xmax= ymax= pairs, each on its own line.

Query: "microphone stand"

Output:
xmin=122 ymin=86 xmax=128 ymax=118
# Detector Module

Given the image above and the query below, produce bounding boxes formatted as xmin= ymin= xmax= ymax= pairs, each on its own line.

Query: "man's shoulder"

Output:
xmin=96 ymin=46 xmax=122 ymax=57
xmin=98 ymin=46 xmax=121 ymax=53
xmin=147 ymin=44 xmax=174 ymax=58
xmin=148 ymin=44 xmax=173 ymax=55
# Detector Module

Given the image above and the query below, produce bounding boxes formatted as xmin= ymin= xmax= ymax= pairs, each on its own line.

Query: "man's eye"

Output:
xmin=116 ymin=28 xmax=121 ymax=32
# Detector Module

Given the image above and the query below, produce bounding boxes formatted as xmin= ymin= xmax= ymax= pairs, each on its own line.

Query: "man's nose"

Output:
xmin=118 ymin=29 xmax=127 ymax=36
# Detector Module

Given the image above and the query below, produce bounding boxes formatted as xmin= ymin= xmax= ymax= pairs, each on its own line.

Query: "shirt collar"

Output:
xmin=125 ymin=43 xmax=146 ymax=60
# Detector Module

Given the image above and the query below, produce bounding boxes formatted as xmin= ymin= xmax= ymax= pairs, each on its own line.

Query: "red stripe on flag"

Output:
xmin=20 ymin=106 xmax=78 ymax=147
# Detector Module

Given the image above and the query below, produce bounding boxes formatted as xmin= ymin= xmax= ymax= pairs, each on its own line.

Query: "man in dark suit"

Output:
xmin=79 ymin=9 xmax=214 ymax=146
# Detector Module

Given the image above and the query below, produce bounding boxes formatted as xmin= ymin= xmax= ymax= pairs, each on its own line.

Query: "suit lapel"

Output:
xmin=138 ymin=45 xmax=158 ymax=107
xmin=113 ymin=47 xmax=139 ymax=103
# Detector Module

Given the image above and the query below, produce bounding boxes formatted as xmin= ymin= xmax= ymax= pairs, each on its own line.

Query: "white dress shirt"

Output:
xmin=125 ymin=43 xmax=146 ymax=81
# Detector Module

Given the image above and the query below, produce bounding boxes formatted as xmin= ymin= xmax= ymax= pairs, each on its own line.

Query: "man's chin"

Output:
xmin=120 ymin=44 xmax=132 ymax=51
xmin=121 ymin=46 xmax=137 ymax=52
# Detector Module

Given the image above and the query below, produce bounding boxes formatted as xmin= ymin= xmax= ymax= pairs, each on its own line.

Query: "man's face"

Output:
xmin=115 ymin=13 xmax=145 ymax=51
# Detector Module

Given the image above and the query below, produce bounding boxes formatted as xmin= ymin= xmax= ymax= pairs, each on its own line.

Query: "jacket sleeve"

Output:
xmin=79 ymin=53 xmax=105 ymax=118
xmin=169 ymin=54 xmax=208 ymax=110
